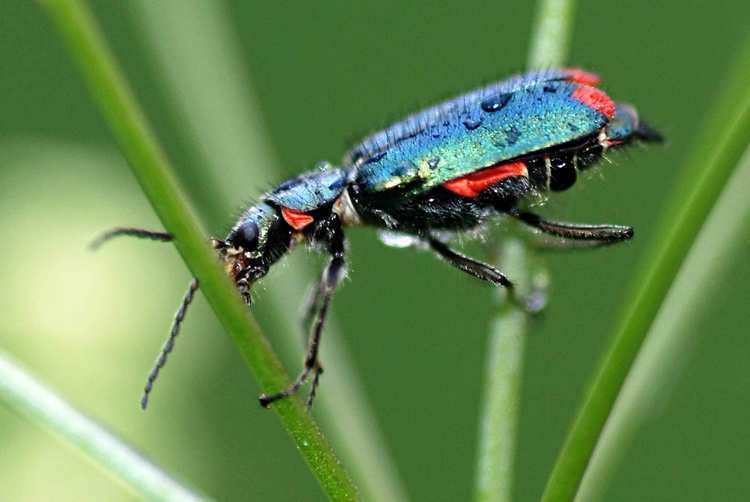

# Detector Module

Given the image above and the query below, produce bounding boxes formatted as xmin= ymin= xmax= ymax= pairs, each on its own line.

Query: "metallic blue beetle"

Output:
xmin=96 ymin=68 xmax=661 ymax=409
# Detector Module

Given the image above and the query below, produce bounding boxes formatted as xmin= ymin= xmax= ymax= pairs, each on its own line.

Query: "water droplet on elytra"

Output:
xmin=481 ymin=92 xmax=512 ymax=113
xmin=365 ymin=151 xmax=386 ymax=164
xmin=463 ymin=118 xmax=482 ymax=130
xmin=428 ymin=158 xmax=440 ymax=168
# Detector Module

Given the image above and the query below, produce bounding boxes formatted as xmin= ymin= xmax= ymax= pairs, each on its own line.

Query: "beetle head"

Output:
xmin=605 ymin=103 xmax=663 ymax=145
xmin=213 ymin=202 xmax=292 ymax=301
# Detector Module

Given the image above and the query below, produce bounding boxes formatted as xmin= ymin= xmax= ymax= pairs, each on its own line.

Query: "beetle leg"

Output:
xmin=427 ymin=237 xmax=545 ymax=312
xmin=260 ymin=255 xmax=343 ymax=409
xmin=509 ymin=209 xmax=633 ymax=245
xmin=259 ymin=217 xmax=346 ymax=410
xmin=427 ymin=238 xmax=513 ymax=287
xmin=299 ymin=277 xmax=325 ymax=345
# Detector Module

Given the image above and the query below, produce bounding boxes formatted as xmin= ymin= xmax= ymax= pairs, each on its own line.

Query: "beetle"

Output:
xmin=93 ymin=68 xmax=661 ymax=410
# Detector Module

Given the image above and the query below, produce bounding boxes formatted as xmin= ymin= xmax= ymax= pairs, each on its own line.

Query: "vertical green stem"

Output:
xmin=475 ymin=241 xmax=531 ymax=502
xmin=527 ymin=0 xmax=576 ymax=70
xmin=475 ymin=2 xmax=576 ymax=500
xmin=0 ymin=351 xmax=206 ymax=501
xmin=40 ymin=1 xmax=358 ymax=500
xmin=541 ymin=37 xmax=750 ymax=502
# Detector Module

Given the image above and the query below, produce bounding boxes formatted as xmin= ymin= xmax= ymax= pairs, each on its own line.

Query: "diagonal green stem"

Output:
xmin=128 ymin=2 xmax=408 ymax=499
xmin=40 ymin=1 xmax=358 ymax=500
xmin=475 ymin=2 xmax=575 ymax=500
xmin=541 ymin=36 xmax=750 ymax=502
xmin=0 ymin=350 xmax=206 ymax=501
xmin=576 ymin=146 xmax=750 ymax=502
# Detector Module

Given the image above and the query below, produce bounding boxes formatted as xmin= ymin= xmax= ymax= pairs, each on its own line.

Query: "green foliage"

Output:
xmin=0 ymin=351 xmax=206 ymax=500
xmin=1 ymin=0 xmax=748 ymax=500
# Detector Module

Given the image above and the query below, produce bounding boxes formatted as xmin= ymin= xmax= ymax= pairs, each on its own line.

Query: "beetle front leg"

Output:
xmin=259 ymin=218 xmax=347 ymax=410
xmin=259 ymin=254 xmax=344 ymax=409
xmin=299 ymin=277 xmax=325 ymax=344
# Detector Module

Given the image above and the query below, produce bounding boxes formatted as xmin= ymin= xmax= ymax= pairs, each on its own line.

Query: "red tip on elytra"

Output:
xmin=563 ymin=68 xmax=601 ymax=86
xmin=571 ymin=85 xmax=616 ymax=119
xmin=443 ymin=161 xmax=528 ymax=198
xmin=281 ymin=207 xmax=314 ymax=230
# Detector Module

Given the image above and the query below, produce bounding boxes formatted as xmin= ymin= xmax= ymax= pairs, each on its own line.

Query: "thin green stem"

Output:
xmin=475 ymin=241 xmax=531 ymax=502
xmin=541 ymin=36 xmax=750 ymax=502
xmin=0 ymin=351 xmax=206 ymax=501
xmin=475 ymin=1 xmax=575 ymax=500
xmin=527 ymin=0 xmax=576 ymax=70
xmin=40 ymin=1 xmax=358 ymax=500
xmin=128 ymin=2 xmax=407 ymax=499
xmin=576 ymin=146 xmax=750 ymax=502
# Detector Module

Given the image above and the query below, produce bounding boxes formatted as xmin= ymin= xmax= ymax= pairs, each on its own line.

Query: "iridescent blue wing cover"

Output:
xmin=348 ymin=69 xmax=614 ymax=194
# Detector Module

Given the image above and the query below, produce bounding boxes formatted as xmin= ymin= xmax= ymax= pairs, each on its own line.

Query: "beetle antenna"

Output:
xmin=90 ymin=227 xmax=173 ymax=250
xmin=140 ymin=278 xmax=200 ymax=410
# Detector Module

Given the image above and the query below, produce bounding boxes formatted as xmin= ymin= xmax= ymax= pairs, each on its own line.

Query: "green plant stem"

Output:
xmin=527 ymin=0 xmax=576 ymax=70
xmin=475 ymin=240 xmax=531 ymax=502
xmin=128 ymin=3 xmax=407 ymax=500
xmin=475 ymin=1 xmax=575 ymax=500
xmin=541 ymin=37 xmax=750 ymax=502
xmin=576 ymin=146 xmax=750 ymax=502
xmin=0 ymin=351 xmax=206 ymax=501
xmin=40 ymin=1 xmax=358 ymax=500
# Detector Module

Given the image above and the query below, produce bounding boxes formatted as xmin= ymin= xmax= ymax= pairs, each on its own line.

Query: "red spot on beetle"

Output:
xmin=571 ymin=85 xmax=616 ymax=119
xmin=281 ymin=207 xmax=314 ymax=230
xmin=562 ymin=68 xmax=601 ymax=86
xmin=443 ymin=161 xmax=528 ymax=198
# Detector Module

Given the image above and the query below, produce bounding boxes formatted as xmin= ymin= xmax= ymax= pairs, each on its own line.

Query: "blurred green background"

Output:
xmin=2 ymin=1 xmax=749 ymax=500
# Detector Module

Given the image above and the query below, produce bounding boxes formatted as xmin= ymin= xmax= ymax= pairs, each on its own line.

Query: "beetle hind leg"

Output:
xmin=426 ymin=237 xmax=543 ymax=312
xmin=427 ymin=238 xmax=512 ymax=287
xmin=509 ymin=209 xmax=633 ymax=246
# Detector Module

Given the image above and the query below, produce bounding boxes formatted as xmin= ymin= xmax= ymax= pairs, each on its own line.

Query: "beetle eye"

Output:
xmin=232 ymin=221 xmax=259 ymax=250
